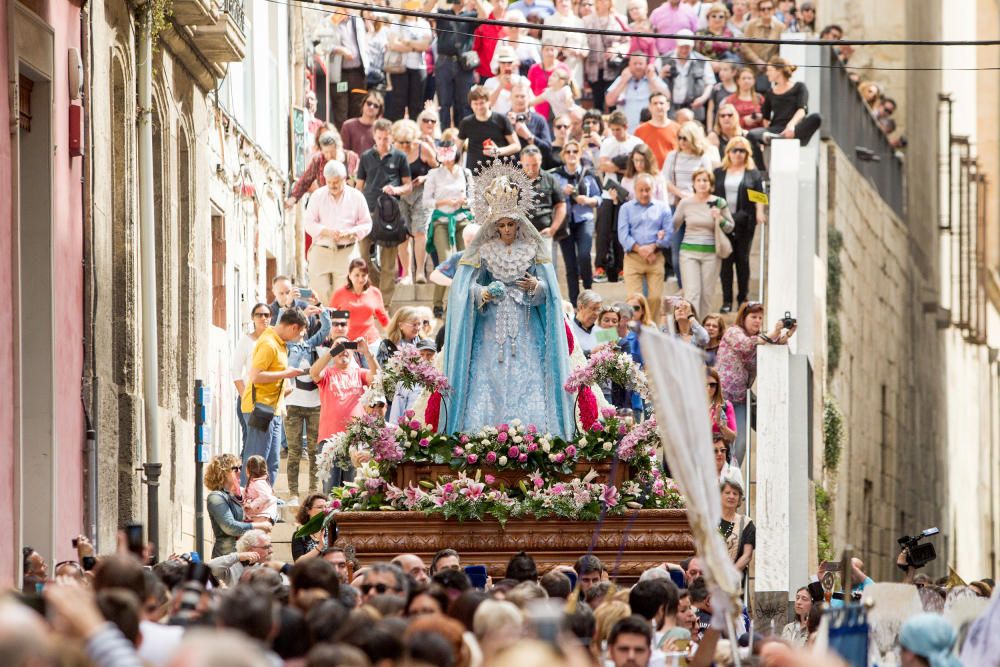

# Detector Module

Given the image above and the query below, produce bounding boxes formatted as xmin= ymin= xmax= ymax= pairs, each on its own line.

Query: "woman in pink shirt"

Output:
xmin=527 ymin=41 xmax=563 ymax=119
xmin=330 ymin=259 xmax=390 ymax=345
xmin=311 ymin=336 xmax=377 ymax=443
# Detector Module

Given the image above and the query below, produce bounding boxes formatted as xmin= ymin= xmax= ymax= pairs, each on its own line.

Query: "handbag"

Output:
xmin=384 ymin=46 xmax=406 ymax=74
xmin=459 ymin=50 xmax=480 ymax=72
xmin=247 ymin=380 xmax=283 ymax=431
xmin=713 ymin=198 xmax=733 ymax=258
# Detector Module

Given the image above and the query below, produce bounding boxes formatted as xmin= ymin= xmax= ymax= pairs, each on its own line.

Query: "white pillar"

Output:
xmin=754 ymin=137 xmax=813 ymax=627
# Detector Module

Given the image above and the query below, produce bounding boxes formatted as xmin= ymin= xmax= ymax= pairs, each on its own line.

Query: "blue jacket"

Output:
xmin=552 ymin=166 xmax=601 ymax=225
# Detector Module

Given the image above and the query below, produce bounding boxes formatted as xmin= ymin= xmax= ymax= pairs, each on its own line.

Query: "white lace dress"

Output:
xmin=460 ymin=238 xmax=556 ymax=432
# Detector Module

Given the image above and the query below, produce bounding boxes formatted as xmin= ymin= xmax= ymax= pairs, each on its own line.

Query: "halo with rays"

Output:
xmin=470 ymin=159 xmax=538 ymax=227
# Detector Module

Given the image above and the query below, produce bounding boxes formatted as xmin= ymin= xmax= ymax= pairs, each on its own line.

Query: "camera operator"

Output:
xmin=896 ymin=528 xmax=940 ymax=584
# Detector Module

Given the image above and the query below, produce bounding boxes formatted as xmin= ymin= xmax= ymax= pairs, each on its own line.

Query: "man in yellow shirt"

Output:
xmin=241 ymin=308 xmax=310 ymax=486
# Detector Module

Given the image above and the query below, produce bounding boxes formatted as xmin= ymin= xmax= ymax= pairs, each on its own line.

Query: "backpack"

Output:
xmin=370 ymin=193 xmax=409 ymax=247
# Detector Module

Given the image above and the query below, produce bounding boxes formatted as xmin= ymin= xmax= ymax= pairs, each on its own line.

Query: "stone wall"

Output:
xmin=822 ymin=142 xmax=949 ymax=581
xmin=86 ymin=1 xmax=292 ymax=556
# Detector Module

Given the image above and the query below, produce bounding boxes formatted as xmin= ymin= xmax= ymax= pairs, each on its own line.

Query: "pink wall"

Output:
xmin=47 ymin=0 xmax=86 ymax=567
xmin=0 ymin=6 xmax=15 ymax=586
xmin=0 ymin=0 xmax=85 ymax=584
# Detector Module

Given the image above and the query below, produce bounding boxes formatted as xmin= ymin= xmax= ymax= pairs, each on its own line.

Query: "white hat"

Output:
xmin=675 ymin=28 xmax=695 ymax=49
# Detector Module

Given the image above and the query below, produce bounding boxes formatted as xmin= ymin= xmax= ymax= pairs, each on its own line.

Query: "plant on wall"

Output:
xmin=826 ymin=225 xmax=844 ymax=376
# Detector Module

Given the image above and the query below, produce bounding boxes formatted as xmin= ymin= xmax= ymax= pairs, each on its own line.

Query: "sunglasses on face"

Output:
xmin=564 ymin=149 xmax=579 ymax=155
xmin=632 ymin=305 xmax=643 ymax=311
xmin=365 ymin=101 xmax=382 ymax=109
xmin=231 ymin=466 xmax=241 ymax=472
xmin=253 ymin=312 xmax=270 ymax=318
xmin=332 ymin=321 xmax=349 ymax=327
xmin=714 ymin=448 xmax=727 ymax=454
xmin=555 ymin=124 xmax=570 ymax=129
xmin=708 ymin=381 xmax=718 ymax=387
xmin=361 ymin=582 xmax=399 ymax=595
xmin=422 ymin=118 xmax=438 ymax=124
xmin=729 ymin=147 xmax=748 ymax=154
xmin=718 ymin=113 xmax=735 ymax=118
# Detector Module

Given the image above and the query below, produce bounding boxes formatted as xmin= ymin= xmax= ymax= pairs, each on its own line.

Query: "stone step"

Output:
xmin=391 ymin=283 xmax=437 ymax=303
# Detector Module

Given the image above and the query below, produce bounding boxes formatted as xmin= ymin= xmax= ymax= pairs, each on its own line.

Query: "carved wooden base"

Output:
xmin=391 ymin=460 xmax=632 ymax=490
xmin=333 ymin=509 xmax=694 ymax=584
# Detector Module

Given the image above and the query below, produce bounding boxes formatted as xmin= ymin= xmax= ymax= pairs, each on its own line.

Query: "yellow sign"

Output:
xmin=747 ymin=189 xmax=769 ymax=205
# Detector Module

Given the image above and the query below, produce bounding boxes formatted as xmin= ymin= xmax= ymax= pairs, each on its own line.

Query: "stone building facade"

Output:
xmin=84 ymin=0 xmax=298 ymax=555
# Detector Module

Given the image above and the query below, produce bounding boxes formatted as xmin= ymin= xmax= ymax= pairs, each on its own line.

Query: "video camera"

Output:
xmin=897 ymin=527 xmax=939 ymax=569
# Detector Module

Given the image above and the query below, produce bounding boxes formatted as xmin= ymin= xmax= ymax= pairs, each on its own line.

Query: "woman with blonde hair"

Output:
xmin=376 ymin=305 xmax=425 ymax=366
xmin=594 ymin=600 xmax=632 ymax=659
xmin=672 ymin=168 xmax=735 ymax=319
xmin=205 ymin=453 xmax=271 ymax=558
xmin=714 ymin=135 xmax=765 ymax=313
xmin=707 ymin=366 xmax=737 ymax=445
xmin=665 ymin=121 xmax=717 ymax=288
xmin=620 ymin=143 xmax=668 ymax=202
xmin=392 ymin=119 xmax=438 ymax=285
xmin=702 ymin=312 xmax=727 ymax=366
xmin=708 ymin=102 xmax=748 ymax=150
xmin=626 ymin=293 xmax=654 ymax=327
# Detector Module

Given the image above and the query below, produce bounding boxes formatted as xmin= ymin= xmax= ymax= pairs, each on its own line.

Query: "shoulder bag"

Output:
xmin=248 ymin=380 xmax=284 ymax=431
xmin=713 ymin=197 xmax=734 ymax=259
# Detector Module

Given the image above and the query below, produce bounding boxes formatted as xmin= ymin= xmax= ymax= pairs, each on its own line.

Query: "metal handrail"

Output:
xmin=223 ymin=0 xmax=245 ymax=33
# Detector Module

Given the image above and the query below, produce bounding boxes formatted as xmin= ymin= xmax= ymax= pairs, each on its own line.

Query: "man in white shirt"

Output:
xmin=483 ymin=46 xmax=530 ymax=115
xmin=605 ymin=53 xmax=670 ymax=132
xmin=598 ymin=111 xmax=643 ymax=183
xmin=660 ymin=30 xmax=716 ymax=123
xmin=304 ymin=160 xmax=373 ymax=305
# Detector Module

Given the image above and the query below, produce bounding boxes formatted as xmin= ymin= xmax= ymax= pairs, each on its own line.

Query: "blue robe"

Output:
xmin=441 ymin=256 xmax=575 ymax=438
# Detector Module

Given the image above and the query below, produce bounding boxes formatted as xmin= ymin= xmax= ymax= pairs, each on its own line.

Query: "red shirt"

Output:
xmin=330 ymin=285 xmax=390 ymax=345
xmin=317 ymin=365 xmax=370 ymax=441
xmin=724 ymin=92 xmax=765 ymax=130
xmin=473 ymin=16 xmax=506 ymax=80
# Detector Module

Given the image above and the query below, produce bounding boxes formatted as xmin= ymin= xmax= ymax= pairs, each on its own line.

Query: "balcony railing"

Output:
xmin=818 ymin=46 xmax=905 ymax=217
xmin=223 ymin=0 xmax=245 ymax=34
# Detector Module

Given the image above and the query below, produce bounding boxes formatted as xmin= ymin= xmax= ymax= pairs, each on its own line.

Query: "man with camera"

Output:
xmin=422 ymin=0 xmax=478 ymax=129
xmin=310 ymin=336 xmax=377 ymax=453
xmin=242 ymin=308 xmax=311 ymax=487
xmin=519 ymin=146 xmax=566 ymax=257
xmin=508 ymin=82 xmax=553 ymax=157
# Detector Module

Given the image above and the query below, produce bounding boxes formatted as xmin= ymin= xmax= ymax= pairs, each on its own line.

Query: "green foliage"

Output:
xmin=142 ymin=0 xmax=174 ymax=44
xmin=815 ymin=485 xmax=834 ymax=564
xmin=826 ymin=225 xmax=844 ymax=376
xmin=823 ymin=397 xmax=844 ymax=473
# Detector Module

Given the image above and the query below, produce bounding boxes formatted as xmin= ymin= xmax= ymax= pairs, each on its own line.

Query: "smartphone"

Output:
xmin=329 ymin=344 xmax=346 ymax=357
xmin=342 ymin=341 xmax=359 ymax=350
xmin=464 ymin=565 xmax=488 ymax=589
xmin=125 ymin=523 xmax=144 ymax=558
xmin=820 ymin=560 xmax=842 ymax=573
xmin=298 ymin=287 xmax=315 ymax=300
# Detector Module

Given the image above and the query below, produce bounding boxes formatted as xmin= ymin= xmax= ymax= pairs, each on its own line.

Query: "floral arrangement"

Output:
xmin=329 ymin=466 xmax=684 ymax=523
xmin=377 ymin=346 xmax=451 ymax=402
xmin=616 ymin=415 xmax=661 ymax=462
xmin=452 ymin=420 xmax=574 ymax=473
xmin=564 ymin=347 xmax=649 ymax=399
xmin=316 ymin=413 xmax=403 ymax=480
xmin=486 ymin=281 xmax=507 ymax=300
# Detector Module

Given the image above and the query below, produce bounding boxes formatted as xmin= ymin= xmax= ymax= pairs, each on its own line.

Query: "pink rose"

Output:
xmin=330 ymin=499 xmax=342 ymax=509
xmin=419 ymin=438 xmax=430 ymax=448
xmin=459 ymin=435 xmax=470 ymax=444
xmin=498 ymin=423 xmax=509 ymax=432
xmin=508 ymin=446 xmax=519 ymax=458
xmin=405 ymin=409 xmax=416 ymax=419
xmin=601 ymin=407 xmax=617 ymax=419
xmin=466 ymin=454 xmax=479 ymax=464
xmin=443 ymin=483 xmax=454 ymax=494
xmin=485 ymin=451 xmax=498 ymax=464
xmin=518 ymin=453 xmax=528 ymax=463
xmin=409 ymin=420 xmax=421 ymax=430
xmin=552 ymin=483 xmax=565 ymax=494
xmin=565 ymin=445 xmax=577 ymax=457
xmin=485 ymin=474 xmax=496 ymax=484
xmin=497 ymin=432 xmax=509 ymax=443
xmin=527 ymin=443 xmax=538 ymax=452
xmin=527 ymin=425 xmax=538 ymax=434
xmin=533 ymin=477 xmax=544 ymax=489
xmin=618 ymin=424 xmax=628 ymax=434
xmin=554 ymin=453 xmax=565 ymax=463
xmin=453 ymin=446 xmax=465 ymax=456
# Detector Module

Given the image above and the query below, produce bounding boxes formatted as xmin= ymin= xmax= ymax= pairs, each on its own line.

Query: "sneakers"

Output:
xmin=593 ymin=268 xmax=608 ymax=283
xmin=286 ymin=496 xmax=300 ymax=506
xmin=721 ymin=303 xmax=732 ymax=314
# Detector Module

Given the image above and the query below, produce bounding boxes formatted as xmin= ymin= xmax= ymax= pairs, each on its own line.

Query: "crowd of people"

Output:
xmin=12 ymin=528 xmax=994 ymax=667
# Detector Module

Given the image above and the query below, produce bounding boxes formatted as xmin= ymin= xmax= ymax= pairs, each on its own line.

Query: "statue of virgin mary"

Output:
xmin=440 ymin=162 xmax=576 ymax=438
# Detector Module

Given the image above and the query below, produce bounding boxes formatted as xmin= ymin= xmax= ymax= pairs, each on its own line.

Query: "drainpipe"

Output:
xmin=80 ymin=0 xmax=99 ymax=549
xmin=137 ymin=6 xmax=161 ymax=558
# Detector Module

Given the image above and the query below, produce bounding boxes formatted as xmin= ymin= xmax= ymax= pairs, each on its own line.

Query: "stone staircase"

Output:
xmin=271 ymin=456 xmax=313 ymax=563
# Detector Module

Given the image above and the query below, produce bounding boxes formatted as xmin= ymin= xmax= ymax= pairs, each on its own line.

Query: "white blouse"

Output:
xmin=423 ymin=165 xmax=470 ymax=213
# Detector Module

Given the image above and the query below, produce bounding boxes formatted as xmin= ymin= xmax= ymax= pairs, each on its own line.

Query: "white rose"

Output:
xmin=578 ymin=438 xmax=586 ymax=446
xmin=542 ymin=442 xmax=552 ymax=453
xmin=513 ymin=436 xmax=523 ymax=443
xmin=499 ymin=456 xmax=508 ymax=466
xmin=603 ymin=443 xmax=613 ymax=452
xmin=548 ymin=453 xmax=557 ymax=461
xmin=511 ymin=419 xmax=522 ymax=427
xmin=481 ymin=440 xmax=490 ymax=446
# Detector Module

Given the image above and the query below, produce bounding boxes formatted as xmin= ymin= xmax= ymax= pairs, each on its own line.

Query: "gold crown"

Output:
xmin=471 ymin=160 xmax=537 ymax=226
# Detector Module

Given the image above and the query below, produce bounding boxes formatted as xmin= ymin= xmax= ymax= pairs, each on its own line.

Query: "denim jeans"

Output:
xmin=436 ymin=56 xmax=474 ymax=129
xmin=671 ymin=222 xmax=685 ymax=288
xmin=241 ymin=413 xmax=282 ymax=487
xmin=236 ymin=395 xmax=247 ymax=450
xmin=559 ymin=219 xmax=594 ymax=306
xmin=731 ymin=401 xmax=748 ymax=466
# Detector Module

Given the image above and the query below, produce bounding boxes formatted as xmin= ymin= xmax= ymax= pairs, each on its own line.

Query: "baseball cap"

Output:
xmin=675 ymin=29 xmax=695 ymax=49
